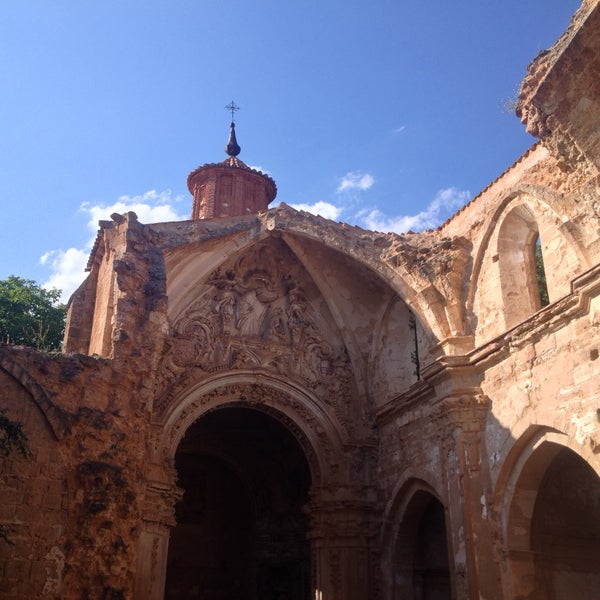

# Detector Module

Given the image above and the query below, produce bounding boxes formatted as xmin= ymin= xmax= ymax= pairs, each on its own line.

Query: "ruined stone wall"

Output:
xmin=0 ymin=209 xmax=173 ymax=599
xmin=518 ymin=1 xmax=600 ymax=173
xmin=478 ymin=266 xmax=600 ymax=490
xmin=2 ymin=3 xmax=600 ymax=598
xmin=0 ymin=346 xmax=154 ymax=600
xmin=0 ymin=368 xmax=67 ymax=599
xmin=436 ymin=141 xmax=600 ymax=347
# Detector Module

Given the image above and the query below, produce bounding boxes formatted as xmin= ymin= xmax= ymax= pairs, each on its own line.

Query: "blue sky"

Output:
xmin=1 ymin=0 xmax=581 ymax=300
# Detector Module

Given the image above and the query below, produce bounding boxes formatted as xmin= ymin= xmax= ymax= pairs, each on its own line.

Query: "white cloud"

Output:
xmin=42 ymin=190 xmax=187 ymax=302
xmin=289 ymin=201 xmax=342 ymax=221
xmin=361 ymin=187 xmax=471 ymax=234
xmin=41 ymin=186 xmax=470 ymax=302
xmin=337 ymin=171 xmax=374 ymax=193
xmin=40 ymin=248 xmax=90 ymax=300
xmin=82 ymin=190 xmax=187 ymax=233
xmin=248 ymin=164 xmax=271 ymax=175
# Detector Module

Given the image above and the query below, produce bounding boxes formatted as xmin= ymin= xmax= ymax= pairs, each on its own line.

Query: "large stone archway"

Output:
xmin=136 ymin=376 xmax=379 ymax=600
xmin=165 ymin=406 xmax=312 ymax=599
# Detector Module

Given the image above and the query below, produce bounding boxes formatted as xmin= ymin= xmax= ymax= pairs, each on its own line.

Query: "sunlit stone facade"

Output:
xmin=1 ymin=3 xmax=600 ymax=598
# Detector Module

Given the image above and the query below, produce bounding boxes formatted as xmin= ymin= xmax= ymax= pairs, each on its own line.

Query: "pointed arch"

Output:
xmin=159 ymin=209 xmax=452 ymax=347
xmin=0 ymin=350 xmax=70 ymax=440
xmin=497 ymin=203 xmax=544 ymax=328
xmin=469 ymin=186 xmax=587 ymax=342
xmin=381 ymin=478 xmax=452 ymax=600
xmin=494 ymin=427 xmax=600 ymax=599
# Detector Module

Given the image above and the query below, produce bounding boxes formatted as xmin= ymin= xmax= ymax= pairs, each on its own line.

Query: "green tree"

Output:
xmin=0 ymin=276 xmax=66 ymax=350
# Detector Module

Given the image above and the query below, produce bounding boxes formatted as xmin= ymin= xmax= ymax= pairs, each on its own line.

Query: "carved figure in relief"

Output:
xmin=265 ymin=305 xmax=289 ymax=345
xmin=214 ymin=289 xmax=235 ymax=324
xmin=170 ymin=243 xmax=356 ymax=413
xmin=237 ymin=289 xmax=267 ymax=336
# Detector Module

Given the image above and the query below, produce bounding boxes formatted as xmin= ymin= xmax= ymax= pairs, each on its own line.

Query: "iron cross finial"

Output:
xmin=225 ymin=101 xmax=240 ymax=123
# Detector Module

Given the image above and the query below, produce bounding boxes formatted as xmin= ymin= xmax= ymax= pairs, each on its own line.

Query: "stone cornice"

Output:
xmin=376 ymin=262 xmax=600 ymax=425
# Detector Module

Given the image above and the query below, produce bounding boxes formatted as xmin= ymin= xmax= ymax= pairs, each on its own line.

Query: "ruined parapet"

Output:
xmin=517 ymin=1 xmax=600 ymax=173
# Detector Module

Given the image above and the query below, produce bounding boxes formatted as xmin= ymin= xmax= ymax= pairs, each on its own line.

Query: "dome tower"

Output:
xmin=187 ymin=106 xmax=277 ymax=220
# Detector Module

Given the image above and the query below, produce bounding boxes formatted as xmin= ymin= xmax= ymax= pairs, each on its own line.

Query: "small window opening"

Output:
xmin=535 ymin=237 xmax=549 ymax=307
xmin=408 ymin=311 xmax=420 ymax=381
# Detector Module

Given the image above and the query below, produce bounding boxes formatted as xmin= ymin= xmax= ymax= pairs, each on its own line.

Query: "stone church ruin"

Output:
xmin=1 ymin=2 xmax=600 ymax=598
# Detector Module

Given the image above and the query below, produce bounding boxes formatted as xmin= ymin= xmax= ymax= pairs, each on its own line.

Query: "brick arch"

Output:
xmin=0 ymin=351 xmax=70 ymax=440
xmin=155 ymin=371 xmax=350 ymax=486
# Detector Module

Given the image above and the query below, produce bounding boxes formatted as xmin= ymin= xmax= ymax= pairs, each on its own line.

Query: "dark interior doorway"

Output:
xmin=165 ymin=407 xmax=312 ymax=600
xmin=393 ymin=490 xmax=451 ymax=600
xmin=531 ymin=447 xmax=600 ymax=599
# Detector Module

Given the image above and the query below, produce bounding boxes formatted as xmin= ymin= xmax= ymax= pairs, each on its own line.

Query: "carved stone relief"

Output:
xmin=155 ymin=380 xmax=348 ymax=484
xmin=158 ymin=241 xmax=360 ymax=434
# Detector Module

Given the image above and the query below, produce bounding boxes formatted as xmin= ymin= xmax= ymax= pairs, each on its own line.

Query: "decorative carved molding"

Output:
xmin=141 ymin=481 xmax=183 ymax=528
xmin=176 ymin=250 xmax=350 ymax=382
xmin=156 ymin=241 xmax=358 ymax=435
xmin=431 ymin=391 xmax=490 ymax=436
xmin=431 ymin=391 xmax=491 ymax=476
xmin=159 ymin=380 xmax=349 ymax=484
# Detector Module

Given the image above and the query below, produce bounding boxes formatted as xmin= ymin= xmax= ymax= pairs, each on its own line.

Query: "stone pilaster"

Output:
xmin=309 ymin=485 xmax=380 ymax=600
xmin=433 ymin=391 xmax=500 ymax=600
xmin=134 ymin=479 xmax=183 ymax=600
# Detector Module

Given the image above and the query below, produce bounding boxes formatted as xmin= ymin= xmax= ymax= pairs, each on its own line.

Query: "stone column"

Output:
xmin=309 ymin=485 xmax=380 ymax=600
xmin=433 ymin=392 xmax=501 ymax=600
xmin=134 ymin=479 xmax=183 ymax=600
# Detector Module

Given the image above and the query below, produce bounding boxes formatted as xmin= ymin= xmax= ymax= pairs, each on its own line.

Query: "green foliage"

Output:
xmin=0 ymin=409 xmax=30 ymax=543
xmin=0 ymin=275 xmax=66 ymax=350
xmin=0 ymin=409 xmax=30 ymax=459
xmin=408 ymin=311 xmax=421 ymax=381
xmin=0 ymin=526 xmax=14 ymax=545
xmin=535 ymin=244 xmax=550 ymax=307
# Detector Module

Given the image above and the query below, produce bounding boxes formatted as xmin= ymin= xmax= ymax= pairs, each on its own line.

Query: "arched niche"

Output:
xmin=471 ymin=192 xmax=586 ymax=343
xmin=498 ymin=430 xmax=600 ymax=599
xmin=381 ymin=480 xmax=452 ymax=600
xmin=497 ymin=203 xmax=543 ymax=330
xmin=0 ymin=367 xmax=69 ymax=598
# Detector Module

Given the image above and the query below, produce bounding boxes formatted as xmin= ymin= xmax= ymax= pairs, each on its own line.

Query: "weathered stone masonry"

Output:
xmin=1 ymin=3 xmax=600 ymax=599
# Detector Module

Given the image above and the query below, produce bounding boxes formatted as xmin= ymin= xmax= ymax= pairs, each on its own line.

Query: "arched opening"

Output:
xmin=497 ymin=204 xmax=544 ymax=329
xmin=164 ymin=406 xmax=312 ymax=600
xmin=531 ymin=447 xmax=600 ymax=598
xmin=505 ymin=442 xmax=600 ymax=599
xmin=393 ymin=491 xmax=451 ymax=600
